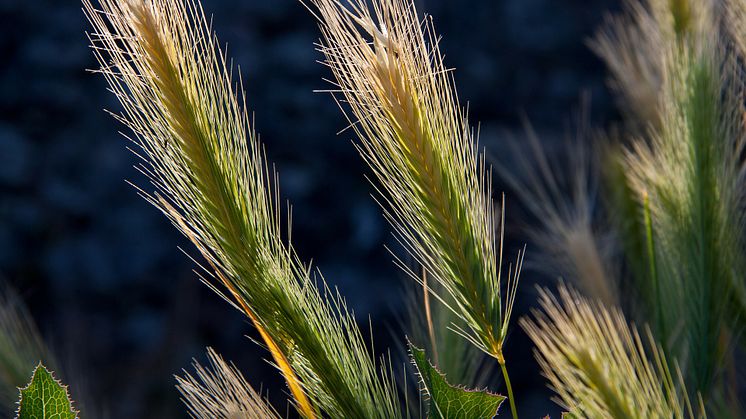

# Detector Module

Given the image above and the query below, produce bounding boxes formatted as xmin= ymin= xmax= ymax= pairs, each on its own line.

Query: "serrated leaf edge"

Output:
xmin=407 ymin=338 xmax=505 ymax=418
xmin=15 ymin=362 xmax=79 ymax=419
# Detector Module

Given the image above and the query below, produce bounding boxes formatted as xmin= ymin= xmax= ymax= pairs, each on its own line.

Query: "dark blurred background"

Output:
xmin=0 ymin=0 xmax=622 ymax=417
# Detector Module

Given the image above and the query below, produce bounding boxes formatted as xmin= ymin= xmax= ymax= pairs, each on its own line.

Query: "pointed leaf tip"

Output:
xmin=16 ymin=363 xmax=77 ymax=419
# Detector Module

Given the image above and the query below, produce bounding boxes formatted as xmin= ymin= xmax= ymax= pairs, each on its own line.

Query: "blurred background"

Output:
xmin=0 ymin=0 xmax=622 ymax=416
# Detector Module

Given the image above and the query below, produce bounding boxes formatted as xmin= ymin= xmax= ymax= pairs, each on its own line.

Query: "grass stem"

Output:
xmin=497 ymin=351 xmax=518 ymax=419
xmin=642 ymin=191 xmax=663 ymax=341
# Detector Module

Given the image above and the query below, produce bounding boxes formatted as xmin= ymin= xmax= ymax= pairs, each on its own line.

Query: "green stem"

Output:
xmin=498 ymin=354 xmax=518 ymax=419
xmin=642 ymin=192 xmax=664 ymax=340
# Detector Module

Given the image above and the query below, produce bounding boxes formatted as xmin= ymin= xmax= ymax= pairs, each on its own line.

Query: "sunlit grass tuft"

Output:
xmin=176 ymin=348 xmax=280 ymax=419
xmin=522 ymin=285 xmax=705 ymax=419
xmin=595 ymin=0 xmax=746 ymax=396
xmin=306 ymin=0 xmax=522 ymax=415
xmin=83 ymin=0 xmax=402 ymax=417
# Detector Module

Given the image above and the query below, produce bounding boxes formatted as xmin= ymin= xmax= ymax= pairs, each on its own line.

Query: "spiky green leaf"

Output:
xmin=16 ymin=364 xmax=76 ymax=419
xmin=409 ymin=343 xmax=504 ymax=418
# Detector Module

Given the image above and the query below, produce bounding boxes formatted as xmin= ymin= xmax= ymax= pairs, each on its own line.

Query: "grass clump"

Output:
xmin=13 ymin=0 xmax=737 ymax=417
xmin=592 ymin=0 xmax=746 ymax=398
xmin=522 ymin=285 xmax=704 ymax=419
xmin=83 ymin=0 xmax=401 ymax=417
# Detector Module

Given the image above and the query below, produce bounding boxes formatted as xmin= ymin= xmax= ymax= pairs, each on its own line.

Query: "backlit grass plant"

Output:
xmin=83 ymin=0 xmax=402 ymax=417
xmin=306 ymin=0 xmax=523 ymax=416
xmin=594 ymin=0 xmax=746 ymax=402
xmin=7 ymin=0 xmax=746 ymax=417
xmin=505 ymin=0 xmax=746 ymax=415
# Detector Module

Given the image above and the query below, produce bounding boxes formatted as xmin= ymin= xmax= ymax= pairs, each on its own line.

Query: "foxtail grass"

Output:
xmin=79 ymin=0 xmax=746 ymax=415
xmin=497 ymin=114 xmax=617 ymax=307
xmin=83 ymin=0 xmax=402 ymax=417
xmin=522 ymin=285 xmax=705 ymax=418
xmin=306 ymin=0 xmax=522 ymax=415
xmin=726 ymin=0 xmax=746 ymax=58
xmin=176 ymin=348 xmax=280 ymax=419
xmin=589 ymin=2 xmax=664 ymax=128
xmin=593 ymin=0 xmax=746 ymax=397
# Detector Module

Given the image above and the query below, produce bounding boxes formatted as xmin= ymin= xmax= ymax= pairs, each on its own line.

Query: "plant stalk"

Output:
xmin=642 ymin=191 xmax=663 ymax=340
xmin=422 ymin=269 xmax=439 ymax=366
xmin=496 ymin=349 xmax=518 ymax=419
